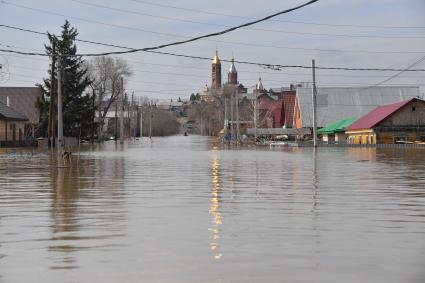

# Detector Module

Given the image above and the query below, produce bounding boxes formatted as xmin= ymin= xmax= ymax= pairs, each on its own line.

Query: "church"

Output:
xmin=201 ymin=51 xmax=247 ymax=101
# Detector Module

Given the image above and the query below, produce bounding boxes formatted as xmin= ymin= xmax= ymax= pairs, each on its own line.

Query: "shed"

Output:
xmin=318 ymin=118 xmax=356 ymax=144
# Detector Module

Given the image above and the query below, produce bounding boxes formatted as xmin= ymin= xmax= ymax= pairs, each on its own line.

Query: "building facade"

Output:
xmin=0 ymin=101 xmax=28 ymax=146
xmin=346 ymin=98 xmax=425 ymax=144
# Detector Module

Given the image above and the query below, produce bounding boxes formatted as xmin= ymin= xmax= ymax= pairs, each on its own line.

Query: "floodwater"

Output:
xmin=0 ymin=136 xmax=424 ymax=283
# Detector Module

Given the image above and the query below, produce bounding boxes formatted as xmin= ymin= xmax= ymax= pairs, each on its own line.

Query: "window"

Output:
xmin=394 ymin=136 xmax=407 ymax=144
xmin=420 ymin=136 xmax=425 ymax=142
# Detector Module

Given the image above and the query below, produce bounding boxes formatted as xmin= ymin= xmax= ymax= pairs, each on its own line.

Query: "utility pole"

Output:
xmin=223 ymin=92 xmax=227 ymax=131
xmin=149 ymin=102 xmax=153 ymax=139
xmin=254 ymin=90 xmax=258 ymax=143
xmin=236 ymin=88 xmax=240 ymax=143
xmin=230 ymin=94 xmax=234 ymax=142
xmin=119 ymin=77 xmax=124 ymax=144
xmin=312 ymin=59 xmax=318 ymax=148
xmin=48 ymin=41 xmax=56 ymax=148
xmin=139 ymin=106 xmax=143 ymax=138
xmin=57 ymin=56 xmax=63 ymax=148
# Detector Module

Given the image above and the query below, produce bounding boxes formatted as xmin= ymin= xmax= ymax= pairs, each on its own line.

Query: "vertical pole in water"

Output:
xmin=57 ymin=56 xmax=63 ymax=149
xmin=149 ymin=103 xmax=152 ymax=139
xmin=140 ymin=106 xmax=143 ymax=138
xmin=254 ymin=91 xmax=258 ymax=143
xmin=48 ymin=42 xmax=56 ymax=148
xmin=312 ymin=59 xmax=318 ymax=148
xmin=236 ymin=88 xmax=240 ymax=143
xmin=224 ymin=93 xmax=227 ymax=131
xmin=119 ymin=77 xmax=124 ymax=144
xmin=230 ymin=94 xmax=234 ymax=143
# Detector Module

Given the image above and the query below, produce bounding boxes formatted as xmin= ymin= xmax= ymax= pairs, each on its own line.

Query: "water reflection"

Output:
xmin=48 ymin=152 xmax=127 ymax=270
xmin=209 ymin=149 xmax=223 ymax=260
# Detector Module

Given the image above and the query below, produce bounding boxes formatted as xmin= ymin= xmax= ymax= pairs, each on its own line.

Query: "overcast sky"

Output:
xmin=1 ymin=0 xmax=425 ymax=100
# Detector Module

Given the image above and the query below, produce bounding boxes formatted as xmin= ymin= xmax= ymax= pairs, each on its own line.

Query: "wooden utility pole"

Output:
xmin=254 ymin=90 xmax=258 ymax=143
xmin=312 ymin=59 xmax=318 ymax=148
xmin=236 ymin=88 xmax=240 ymax=143
xmin=224 ymin=93 xmax=227 ymax=131
xmin=149 ymin=104 xmax=153 ymax=139
xmin=57 ymin=56 xmax=63 ymax=148
xmin=119 ymin=77 xmax=124 ymax=144
xmin=48 ymin=42 xmax=56 ymax=148
xmin=230 ymin=94 xmax=234 ymax=142
xmin=139 ymin=106 xmax=143 ymax=138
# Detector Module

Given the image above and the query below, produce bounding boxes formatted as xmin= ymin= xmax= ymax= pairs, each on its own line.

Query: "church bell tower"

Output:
xmin=211 ymin=50 xmax=222 ymax=89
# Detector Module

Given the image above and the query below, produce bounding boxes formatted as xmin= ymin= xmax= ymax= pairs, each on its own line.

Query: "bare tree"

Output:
xmin=86 ymin=56 xmax=132 ymax=140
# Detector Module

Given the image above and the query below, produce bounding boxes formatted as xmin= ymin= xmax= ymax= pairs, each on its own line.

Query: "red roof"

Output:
xmin=346 ymin=98 xmax=417 ymax=131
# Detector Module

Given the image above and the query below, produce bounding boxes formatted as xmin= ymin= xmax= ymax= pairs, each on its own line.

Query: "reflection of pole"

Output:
xmin=119 ymin=77 xmax=124 ymax=144
xmin=57 ymin=56 xmax=63 ymax=148
xmin=312 ymin=59 xmax=318 ymax=148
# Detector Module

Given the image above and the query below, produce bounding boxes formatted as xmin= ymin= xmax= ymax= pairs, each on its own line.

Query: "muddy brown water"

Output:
xmin=0 ymin=136 xmax=424 ymax=283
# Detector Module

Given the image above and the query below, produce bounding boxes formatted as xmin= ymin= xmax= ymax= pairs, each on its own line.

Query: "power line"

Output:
xmin=128 ymin=0 xmax=425 ymax=30
xmin=70 ymin=0 xmax=425 ymax=39
xmin=2 ymin=46 xmax=425 ymax=72
xmin=369 ymin=55 xmax=425 ymax=87
xmin=2 ymin=23 xmax=425 ymax=55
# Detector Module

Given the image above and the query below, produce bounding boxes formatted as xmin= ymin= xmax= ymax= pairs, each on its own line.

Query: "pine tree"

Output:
xmin=37 ymin=20 xmax=93 ymax=139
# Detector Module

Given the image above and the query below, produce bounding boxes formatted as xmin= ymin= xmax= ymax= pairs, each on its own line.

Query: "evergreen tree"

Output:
xmin=37 ymin=20 xmax=93 ymax=139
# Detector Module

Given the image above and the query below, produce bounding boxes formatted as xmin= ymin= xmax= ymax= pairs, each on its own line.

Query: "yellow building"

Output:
xmin=346 ymin=98 xmax=425 ymax=144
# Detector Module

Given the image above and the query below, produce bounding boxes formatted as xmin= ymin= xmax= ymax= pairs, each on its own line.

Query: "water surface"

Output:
xmin=1 ymin=136 xmax=424 ymax=282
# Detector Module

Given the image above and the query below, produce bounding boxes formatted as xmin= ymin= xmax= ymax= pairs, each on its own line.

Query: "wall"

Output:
xmin=379 ymin=100 xmax=425 ymax=127
xmin=0 ymin=120 xmax=26 ymax=142
xmin=346 ymin=130 xmax=376 ymax=145
xmin=377 ymin=131 xmax=425 ymax=144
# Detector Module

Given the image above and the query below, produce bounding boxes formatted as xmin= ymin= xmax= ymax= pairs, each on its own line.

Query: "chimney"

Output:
xmin=6 ymin=96 xmax=10 ymax=107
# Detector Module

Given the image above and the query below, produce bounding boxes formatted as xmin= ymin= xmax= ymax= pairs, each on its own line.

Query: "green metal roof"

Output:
xmin=318 ymin=118 xmax=357 ymax=135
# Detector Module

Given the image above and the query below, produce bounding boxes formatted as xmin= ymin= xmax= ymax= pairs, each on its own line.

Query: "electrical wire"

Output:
xmin=128 ymin=0 xmax=425 ymax=30
xmin=70 ymin=0 xmax=425 ymax=39
xmin=2 ymin=24 xmax=425 ymax=55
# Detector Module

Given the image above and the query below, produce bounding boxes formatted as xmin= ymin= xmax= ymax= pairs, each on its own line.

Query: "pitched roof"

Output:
xmin=0 ymin=101 xmax=28 ymax=121
xmin=0 ymin=87 xmax=42 ymax=124
xmin=296 ymin=86 xmax=420 ymax=127
xmin=346 ymin=98 xmax=418 ymax=131
xmin=318 ymin=118 xmax=357 ymax=134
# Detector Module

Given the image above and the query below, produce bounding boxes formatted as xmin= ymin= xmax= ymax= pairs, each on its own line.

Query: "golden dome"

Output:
xmin=212 ymin=50 xmax=221 ymax=64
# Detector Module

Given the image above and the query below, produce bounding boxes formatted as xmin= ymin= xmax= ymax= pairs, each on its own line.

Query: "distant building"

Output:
xmin=0 ymin=101 xmax=28 ymax=146
xmin=346 ymin=98 xmax=425 ymax=144
xmin=202 ymin=51 xmax=247 ymax=102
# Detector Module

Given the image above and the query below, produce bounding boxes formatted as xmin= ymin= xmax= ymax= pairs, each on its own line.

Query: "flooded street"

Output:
xmin=0 ymin=136 xmax=425 ymax=283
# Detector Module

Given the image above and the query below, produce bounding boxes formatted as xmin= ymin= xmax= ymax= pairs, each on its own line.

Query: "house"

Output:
xmin=0 ymin=101 xmax=29 ymax=146
xmin=345 ymin=98 xmax=425 ymax=144
xmin=318 ymin=118 xmax=356 ymax=144
xmin=294 ymin=86 xmax=420 ymax=128
xmin=0 ymin=87 xmax=42 ymax=138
